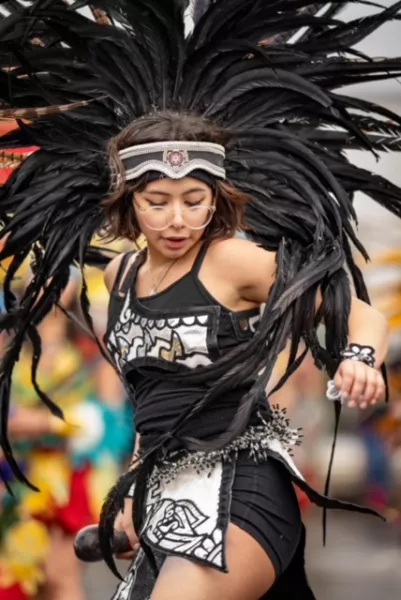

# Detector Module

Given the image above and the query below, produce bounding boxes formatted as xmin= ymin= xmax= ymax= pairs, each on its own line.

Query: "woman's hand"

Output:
xmin=333 ymin=359 xmax=385 ymax=409
xmin=114 ymin=497 xmax=140 ymax=560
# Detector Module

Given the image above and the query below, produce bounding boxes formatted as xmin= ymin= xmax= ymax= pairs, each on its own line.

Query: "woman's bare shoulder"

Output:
xmin=104 ymin=251 xmax=137 ymax=293
xmin=209 ymin=237 xmax=275 ymax=269
xmin=208 ymin=237 xmax=276 ymax=302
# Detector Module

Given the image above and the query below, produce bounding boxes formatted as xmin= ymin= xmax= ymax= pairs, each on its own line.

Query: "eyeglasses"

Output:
xmin=135 ymin=203 xmax=216 ymax=231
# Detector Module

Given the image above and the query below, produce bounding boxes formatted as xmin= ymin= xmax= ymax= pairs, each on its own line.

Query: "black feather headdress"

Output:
xmin=1 ymin=0 xmax=401 ymax=556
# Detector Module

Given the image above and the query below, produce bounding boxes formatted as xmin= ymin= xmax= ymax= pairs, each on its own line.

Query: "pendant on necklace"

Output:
xmin=150 ymin=288 xmax=156 ymax=296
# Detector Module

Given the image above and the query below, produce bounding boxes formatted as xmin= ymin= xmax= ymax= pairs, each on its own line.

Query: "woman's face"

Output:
xmin=133 ymin=176 xmax=215 ymax=258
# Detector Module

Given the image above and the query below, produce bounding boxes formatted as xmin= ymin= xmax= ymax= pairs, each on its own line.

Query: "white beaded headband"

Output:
xmin=118 ymin=141 xmax=226 ymax=181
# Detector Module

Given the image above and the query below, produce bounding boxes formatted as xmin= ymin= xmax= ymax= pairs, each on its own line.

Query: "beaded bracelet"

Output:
xmin=326 ymin=344 xmax=376 ymax=403
xmin=340 ymin=343 xmax=375 ymax=369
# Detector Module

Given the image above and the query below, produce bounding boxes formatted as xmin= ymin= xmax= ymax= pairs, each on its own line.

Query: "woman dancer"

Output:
xmin=1 ymin=1 xmax=401 ymax=599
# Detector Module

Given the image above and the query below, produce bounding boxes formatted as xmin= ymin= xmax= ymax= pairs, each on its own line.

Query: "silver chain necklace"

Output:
xmin=148 ymin=256 xmax=177 ymax=296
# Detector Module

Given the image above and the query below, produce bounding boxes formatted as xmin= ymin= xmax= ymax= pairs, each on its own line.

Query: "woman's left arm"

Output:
xmin=218 ymin=239 xmax=389 ymax=410
xmin=332 ymin=297 xmax=388 ymax=409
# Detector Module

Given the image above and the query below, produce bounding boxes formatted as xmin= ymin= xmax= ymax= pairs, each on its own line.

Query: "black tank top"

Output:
xmin=104 ymin=243 xmax=264 ymax=443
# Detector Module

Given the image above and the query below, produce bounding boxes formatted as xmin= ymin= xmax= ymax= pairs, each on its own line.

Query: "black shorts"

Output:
xmin=230 ymin=452 xmax=302 ymax=577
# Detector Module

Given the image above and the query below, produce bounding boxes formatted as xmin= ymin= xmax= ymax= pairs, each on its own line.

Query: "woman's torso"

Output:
xmin=105 ymin=242 xmax=266 ymax=443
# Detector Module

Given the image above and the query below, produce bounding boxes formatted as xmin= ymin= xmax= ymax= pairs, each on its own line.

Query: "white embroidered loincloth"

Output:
xmin=112 ymin=407 xmax=304 ymax=599
xmin=112 ymin=460 xmax=234 ymax=600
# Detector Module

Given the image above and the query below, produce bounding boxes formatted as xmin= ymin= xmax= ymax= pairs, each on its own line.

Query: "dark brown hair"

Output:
xmin=102 ymin=111 xmax=249 ymax=242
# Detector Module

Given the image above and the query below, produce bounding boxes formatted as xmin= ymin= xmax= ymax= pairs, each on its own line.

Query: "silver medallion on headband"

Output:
xmin=118 ymin=141 xmax=226 ymax=181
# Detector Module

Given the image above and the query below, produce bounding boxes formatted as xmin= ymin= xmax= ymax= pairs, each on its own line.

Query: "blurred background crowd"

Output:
xmin=0 ymin=242 xmax=136 ymax=600
xmin=0 ymin=2 xmax=401 ymax=600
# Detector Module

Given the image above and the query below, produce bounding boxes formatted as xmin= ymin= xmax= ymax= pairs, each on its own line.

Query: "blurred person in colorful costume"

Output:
xmin=0 ymin=162 xmax=134 ymax=599
xmin=0 ymin=275 xmax=133 ymax=600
